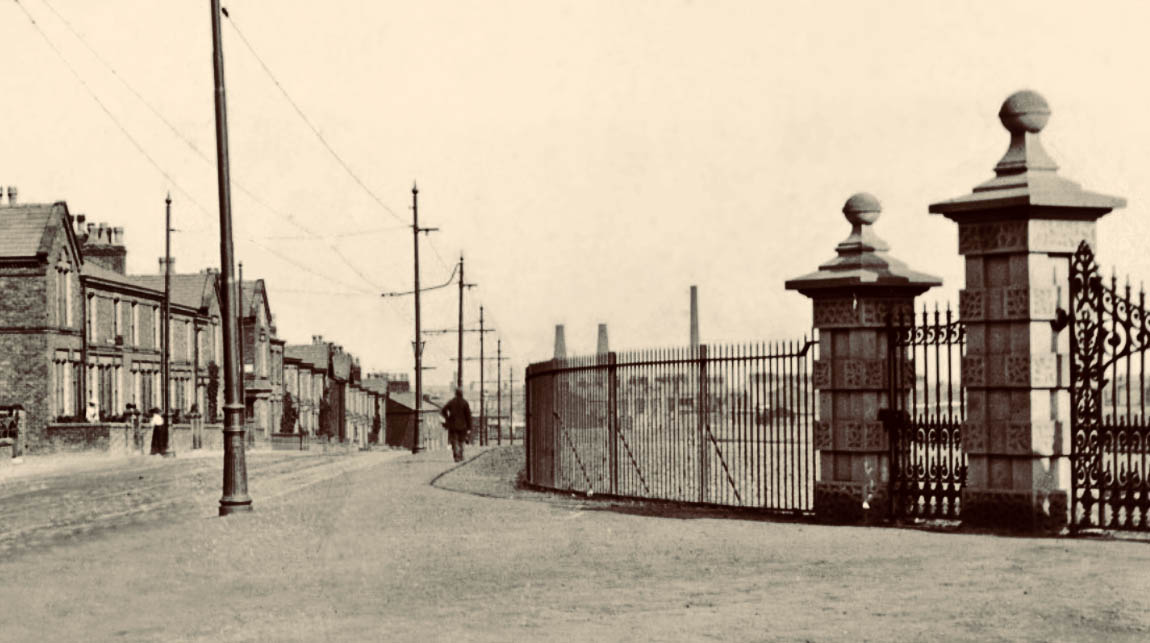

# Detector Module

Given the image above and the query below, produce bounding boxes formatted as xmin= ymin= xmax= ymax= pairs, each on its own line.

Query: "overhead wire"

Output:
xmin=221 ymin=8 xmax=407 ymax=226
xmin=33 ymin=0 xmax=391 ymax=294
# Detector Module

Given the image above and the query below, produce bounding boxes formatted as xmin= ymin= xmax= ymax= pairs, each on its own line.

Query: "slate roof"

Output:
xmin=387 ymin=392 xmax=441 ymax=411
xmin=0 ymin=203 xmax=70 ymax=260
xmin=82 ymin=262 xmax=160 ymax=294
xmin=285 ymin=343 xmax=329 ymax=371
xmin=125 ymin=273 xmax=217 ymax=311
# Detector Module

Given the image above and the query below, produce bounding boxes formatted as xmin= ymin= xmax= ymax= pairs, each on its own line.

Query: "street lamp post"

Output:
xmin=211 ymin=0 xmax=251 ymax=515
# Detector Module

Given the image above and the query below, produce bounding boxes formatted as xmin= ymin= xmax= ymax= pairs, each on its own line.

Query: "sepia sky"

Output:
xmin=3 ymin=0 xmax=1150 ymax=386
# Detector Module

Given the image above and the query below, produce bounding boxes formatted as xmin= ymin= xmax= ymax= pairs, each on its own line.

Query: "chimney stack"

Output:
xmin=553 ymin=324 xmax=566 ymax=360
xmin=75 ymin=214 xmax=87 ymax=238
xmin=596 ymin=323 xmax=609 ymax=354
xmin=690 ymin=285 xmax=700 ymax=349
xmin=6 ymin=186 xmax=17 ymax=205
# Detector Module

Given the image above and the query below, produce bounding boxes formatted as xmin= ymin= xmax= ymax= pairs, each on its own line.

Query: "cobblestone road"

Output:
xmin=0 ymin=449 xmax=400 ymax=557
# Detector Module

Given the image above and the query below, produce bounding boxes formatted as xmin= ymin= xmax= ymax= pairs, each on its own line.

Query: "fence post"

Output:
xmin=608 ymin=352 xmax=619 ymax=495
xmin=697 ymin=344 xmax=708 ymax=504
xmin=930 ymin=91 xmax=1123 ymax=531
xmin=14 ymin=408 xmax=26 ymax=460
xmin=786 ymin=193 xmax=940 ymax=523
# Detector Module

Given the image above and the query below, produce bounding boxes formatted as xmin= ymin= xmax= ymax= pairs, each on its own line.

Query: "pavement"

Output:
xmin=0 ymin=446 xmax=1149 ymax=642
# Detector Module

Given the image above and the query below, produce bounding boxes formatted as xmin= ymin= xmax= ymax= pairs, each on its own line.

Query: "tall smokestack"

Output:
xmin=596 ymin=323 xmax=609 ymax=355
xmin=553 ymin=324 xmax=566 ymax=360
xmin=690 ymin=285 xmax=700 ymax=349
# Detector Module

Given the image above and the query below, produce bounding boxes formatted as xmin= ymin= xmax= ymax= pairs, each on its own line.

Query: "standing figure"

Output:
xmin=149 ymin=407 xmax=165 ymax=455
xmin=440 ymin=386 xmax=473 ymax=463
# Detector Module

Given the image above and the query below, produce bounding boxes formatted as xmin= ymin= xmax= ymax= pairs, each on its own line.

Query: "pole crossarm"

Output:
xmin=422 ymin=328 xmax=492 ymax=335
xmin=381 ymin=261 xmax=459 ymax=297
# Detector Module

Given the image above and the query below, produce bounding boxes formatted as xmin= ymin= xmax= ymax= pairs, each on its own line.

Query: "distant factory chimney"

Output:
xmin=596 ymin=323 xmax=609 ymax=355
xmin=690 ymin=285 xmax=700 ymax=349
xmin=553 ymin=324 xmax=566 ymax=360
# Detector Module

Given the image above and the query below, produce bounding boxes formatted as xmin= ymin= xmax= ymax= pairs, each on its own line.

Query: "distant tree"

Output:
xmin=318 ymin=387 xmax=334 ymax=439
xmin=207 ymin=362 xmax=220 ymax=422
xmin=281 ymin=392 xmax=299 ymax=434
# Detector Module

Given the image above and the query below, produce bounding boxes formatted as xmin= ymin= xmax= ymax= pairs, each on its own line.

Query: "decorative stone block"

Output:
xmin=1005 ymin=286 xmax=1029 ymax=319
xmin=864 ymin=420 xmax=886 ymax=450
xmin=844 ymin=422 xmax=864 ymax=449
xmin=841 ymin=360 xmax=866 ymax=388
xmin=865 ymin=360 xmax=885 ymax=389
xmin=963 ymin=421 xmax=987 ymax=453
xmin=959 ymin=289 xmax=985 ymax=321
xmin=1005 ymin=354 xmax=1029 ymax=386
xmin=1006 ymin=422 xmax=1030 ymax=454
xmin=1031 ymin=354 xmax=1057 ymax=388
xmin=812 ymin=359 xmax=831 ymax=389
xmin=813 ymin=299 xmax=858 ymax=328
xmin=814 ymin=421 xmax=833 ymax=450
xmin=963 ymin=355 xmax=985 ymax=387
xmin=957 ymin=221 xmax=1027 ymax=256
xmin=1028 ymin=220 xmax=1096 ymax=255
xmin=861 ymin=300 xmax=914 ymax=327
xmin=1028 ymin=287 xmax=1057 ymax=320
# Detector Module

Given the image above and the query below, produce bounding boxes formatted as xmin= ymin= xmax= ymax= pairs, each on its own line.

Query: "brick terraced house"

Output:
xmin=0 ymin=192 xmax=396 ymax=453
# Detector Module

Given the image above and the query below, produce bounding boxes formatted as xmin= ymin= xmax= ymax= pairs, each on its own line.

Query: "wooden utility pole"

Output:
xmin=412 ymin=183 xmax=423 ymax=454
xmin=479 ymin=306 xmax=485 ymax=445
xmin=161 ymin=193 xmax=174 ymax=457
xmin=211 ymin=0 xmax=251 ymax=515
xmin=508 ymin=362 xmax=514 ymax=444
xmin=496 ymin=339 xmax=502 ymax=445
xmin=457 ymin=255 xmax=464 ymax=391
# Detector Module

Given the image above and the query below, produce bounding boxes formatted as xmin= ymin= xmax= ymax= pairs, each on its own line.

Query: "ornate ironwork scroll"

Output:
xmin=1068 ymin=241 xmax=1150 ymax=531
xmin=884 ymin=306 xmax=967 ymax=520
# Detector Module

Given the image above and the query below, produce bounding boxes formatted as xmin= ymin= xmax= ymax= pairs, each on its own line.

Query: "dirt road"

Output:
xmin=0 ymin=446 xmax=1147 ymax=641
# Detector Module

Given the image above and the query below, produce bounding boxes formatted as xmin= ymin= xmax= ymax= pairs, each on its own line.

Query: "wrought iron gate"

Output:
xmin=883 ymin=307 xmax=967 ymax=520
xmin=1068 ymin=241 xmax=1150 ymax=531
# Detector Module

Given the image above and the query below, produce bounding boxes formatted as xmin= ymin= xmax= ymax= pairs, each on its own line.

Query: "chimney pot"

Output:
xmin=7 ymin=186 xmax=17 ymax=205
xmin=112 ymin=227 xmax=124 ymax=245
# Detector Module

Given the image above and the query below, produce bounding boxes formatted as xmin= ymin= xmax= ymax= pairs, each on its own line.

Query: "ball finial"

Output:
xmin=843 ymin=192 xmax=881 ymax=226
xmin=999 ymin=90 xmax=1050 ymax=134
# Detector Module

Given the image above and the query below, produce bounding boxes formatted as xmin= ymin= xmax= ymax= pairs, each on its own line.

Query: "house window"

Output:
xmin=185 ymin=321 xmax=192 ymax=361
xmin=152 ymin=306 xmax=160 ymax=348
xmin=87 ymin=294 xmax=97 ymax=341
xmin=113 ymin=299 xmax=121 ymax=340
xmin=131 ymin=303 xmax=139 ymax=346
xmin=56 ymin=267 xmax=72 ymax=327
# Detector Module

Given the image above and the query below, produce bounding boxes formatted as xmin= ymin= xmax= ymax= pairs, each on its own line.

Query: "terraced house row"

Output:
xmin=0 ymin=190 xmax=440 ymax=453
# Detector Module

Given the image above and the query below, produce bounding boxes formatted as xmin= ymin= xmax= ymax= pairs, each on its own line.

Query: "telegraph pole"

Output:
xmin=496 ymin=338 xmax=502 ymax=445
xmin=412 ymin=183 xmax=424 ymax=454
xmin=161 ymin=193 xmax=174 ymax=457
xmin=508 ymin=362 xmax=514 ymax=444
xmin=238 ymin=260 xmax=245 ymax=442
xmin=211 ymin=0 xmax=251 ymax=515
xmin=479 ymin=306 xmax=485 ymax=445
xmin=457 ymin=255 xmax=464 ymax=391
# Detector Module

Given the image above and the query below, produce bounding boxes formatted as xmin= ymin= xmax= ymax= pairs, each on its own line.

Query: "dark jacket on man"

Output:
xmin=441 ymin=395 xmax=473 ymax=434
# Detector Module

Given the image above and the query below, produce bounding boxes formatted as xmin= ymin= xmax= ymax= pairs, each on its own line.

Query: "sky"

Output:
xmin=3 ymin=0 xmax=1150 ymax=387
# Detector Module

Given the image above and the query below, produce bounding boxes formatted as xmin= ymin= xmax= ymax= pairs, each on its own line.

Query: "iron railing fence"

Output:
xmin=1069 ymin=241 xmax=1150 ymax=531
xmin=526 ymin=338 xmax=818 ymax=513
xmin=885 ymin=305 xmax=967 ymax=520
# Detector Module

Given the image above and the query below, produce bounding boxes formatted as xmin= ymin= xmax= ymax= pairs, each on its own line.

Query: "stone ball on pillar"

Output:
xmin=998 ymin=90 xmax=1050 ymax=134
xmin=842 ymin=192 xmax=881 ymax=226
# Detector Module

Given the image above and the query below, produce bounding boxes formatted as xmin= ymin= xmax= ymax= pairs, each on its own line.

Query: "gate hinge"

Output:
xmin=1051 ymin=307 xmax=1070 ymax=332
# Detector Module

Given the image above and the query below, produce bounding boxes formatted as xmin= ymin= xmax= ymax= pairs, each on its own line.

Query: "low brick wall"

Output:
xmin=271 ymin=433 xmax=310 ymax=451
xmin=44 ymin=423 xmax=122 ymax=453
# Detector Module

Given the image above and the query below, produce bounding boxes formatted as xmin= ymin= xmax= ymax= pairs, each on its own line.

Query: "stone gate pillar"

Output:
xmin=787 ymin=193 xmax=940 ymax=523
xmin=930 ymin=90 xmax=1124 ymax=530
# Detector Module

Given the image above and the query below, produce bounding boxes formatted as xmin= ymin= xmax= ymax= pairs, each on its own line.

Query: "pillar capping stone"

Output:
xmin=786 ymin=192 xmax=942 ymax=299
xmin=930 ymin=90 xmax=1125 ymax=221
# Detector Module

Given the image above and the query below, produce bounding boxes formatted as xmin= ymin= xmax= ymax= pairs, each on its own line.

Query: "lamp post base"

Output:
xmin=219 ymin=500 xmax=253 ymax=516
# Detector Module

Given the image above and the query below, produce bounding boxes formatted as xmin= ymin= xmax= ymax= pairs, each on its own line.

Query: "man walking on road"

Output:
xmin=441 ymin=386 xmax=472 ymax=463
